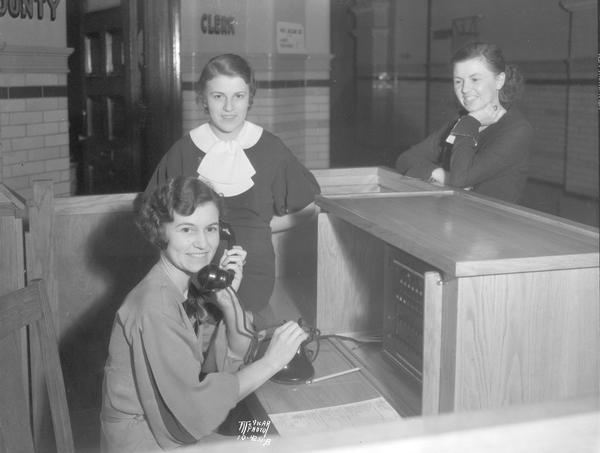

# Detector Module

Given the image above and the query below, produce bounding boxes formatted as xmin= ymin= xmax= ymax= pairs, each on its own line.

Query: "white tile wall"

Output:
xmin=0 ymin=73 xmax=70 ymax=201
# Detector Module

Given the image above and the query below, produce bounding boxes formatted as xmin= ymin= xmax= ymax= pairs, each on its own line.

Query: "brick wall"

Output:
xmin=517 ymin=59 xmax=598 ymax=225
xmin=564 ymin=84 xmax=598 ymax=196
xmin=253 ymin=86 xmax=329 ymax=168
xmin=519 ymin=84 xmax=568 ymax=184
xmin=0 ymin=45 xmax=72 ymax=202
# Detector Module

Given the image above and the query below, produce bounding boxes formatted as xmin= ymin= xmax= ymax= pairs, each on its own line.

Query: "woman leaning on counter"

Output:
xmin=395 ymin=42 xmax=533 ymax=204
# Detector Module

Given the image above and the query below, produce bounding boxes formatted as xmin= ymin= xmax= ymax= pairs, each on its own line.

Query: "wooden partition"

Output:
xmin=19 ymin=167 xmax=441 ymax=446
xmin=315 ymin=188 xmax=600 ymax=415
xmin=0 ymin=184 xmax=26 ymax=296
xmin=18 ymin=167 xmax=600 ymax=447
xmin=272 ymin=167 xmax=450 ymax=325
xmin=22 ymin=168 xmax=417 ymax=413
xmin=26 ymin=181 xmax=158 ymax=415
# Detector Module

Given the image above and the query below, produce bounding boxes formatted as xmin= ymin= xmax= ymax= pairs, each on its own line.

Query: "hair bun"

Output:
xmin=500 ymin=63 xmax=525 ymax=107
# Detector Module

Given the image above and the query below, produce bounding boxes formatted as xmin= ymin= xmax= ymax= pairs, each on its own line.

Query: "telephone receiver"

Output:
xmin=191 ymin=222 xmax=318 ymax=384
xmin=190 ymin=221 xmax=236 ymax=293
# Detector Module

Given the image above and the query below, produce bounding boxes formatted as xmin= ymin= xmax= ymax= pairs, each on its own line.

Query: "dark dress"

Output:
xmin=395 ymin=108 xmax=533 ymax=204
xmin=145 ymin=128 xmax=321 ymax=318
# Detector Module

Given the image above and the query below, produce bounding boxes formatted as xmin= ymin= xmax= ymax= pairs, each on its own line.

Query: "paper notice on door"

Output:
xmin=276 ymin=21 xmax=305 ymax=54
xmin=268 ymin=396 xmax=401 ymax=436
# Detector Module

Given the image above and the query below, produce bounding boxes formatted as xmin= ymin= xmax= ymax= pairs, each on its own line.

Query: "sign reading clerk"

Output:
xmin=0 ymin=0 xmax=60 ymax=21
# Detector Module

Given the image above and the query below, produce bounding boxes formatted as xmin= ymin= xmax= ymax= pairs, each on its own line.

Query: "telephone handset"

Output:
xmin=190 ymin=221 xmax=236 ymax=293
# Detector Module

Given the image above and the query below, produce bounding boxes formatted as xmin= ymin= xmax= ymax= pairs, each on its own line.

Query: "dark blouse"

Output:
xmin=395 ymin=108 xmax=533 ymax=204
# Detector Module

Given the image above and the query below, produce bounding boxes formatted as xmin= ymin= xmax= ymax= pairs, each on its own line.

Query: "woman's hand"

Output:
xmin=429 ymin=167 xmax=447 ymax=185
xmin=262 ymin=321 xmax=309 ymax=371
xmin=234 ymin=321 xmax=309 ymax=399
xmin=218 ymin=245 xmax=247 ymax=292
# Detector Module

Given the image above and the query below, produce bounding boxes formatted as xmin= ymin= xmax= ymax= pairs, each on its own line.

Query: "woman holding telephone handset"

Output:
xmin=101 ymin=176 xmax=308 ymax=452
xmin=395 ymin=42 xmax=533 ymax=204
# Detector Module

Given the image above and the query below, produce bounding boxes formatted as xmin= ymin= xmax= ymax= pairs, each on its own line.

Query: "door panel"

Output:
xmin=80 ymin=6 xmax=140 ymax=194
xmin=69 ymin=1 xmax=181 ymax=194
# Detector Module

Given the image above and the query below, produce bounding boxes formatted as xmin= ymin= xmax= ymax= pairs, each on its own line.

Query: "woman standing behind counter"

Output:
xmin=395 ymin=42 xmax=533 ymax=204
xmin=145 ymin=54 xmax=320 ymax=329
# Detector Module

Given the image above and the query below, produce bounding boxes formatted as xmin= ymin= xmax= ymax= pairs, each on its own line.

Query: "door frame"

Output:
xmin=140 ymin=0 xmax=182 ymax=186
xmin=67 ymin=0 xmax=182 ymax=193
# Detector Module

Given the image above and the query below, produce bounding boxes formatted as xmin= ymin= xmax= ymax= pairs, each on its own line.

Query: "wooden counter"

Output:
xmin=315 ymin=180 xmax=599 ymax=416
xmin=3 ymin=167 xmax=597 ymax=447
xmin=316 ymin=191 xmax=598 ymax=277
xmin=18 ymin=168 xmax=428 ymax=415
xmin=311 ymin=166 xmax=450 ymax=196
xmin=182 ymin=396 xmax=600 ymax=453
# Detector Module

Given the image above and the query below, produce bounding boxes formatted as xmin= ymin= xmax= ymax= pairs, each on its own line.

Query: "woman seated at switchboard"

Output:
xmin=100 ymin=176 xmax=307 ymax=452
xmin=395 ymin=42 xmax=533 ymax=204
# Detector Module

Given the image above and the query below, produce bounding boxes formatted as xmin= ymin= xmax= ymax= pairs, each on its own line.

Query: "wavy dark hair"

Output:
xmin=196 ymin=53 xmax=257 ymax=112
xmin=451 ymin=42 xmax=525 ymax=108
xmin=136 ymin=176 xmax=223 ymax=249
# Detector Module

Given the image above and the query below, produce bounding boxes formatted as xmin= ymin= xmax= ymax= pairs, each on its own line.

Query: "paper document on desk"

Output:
xmin=269 ymin=396 xmax=400 ymax=436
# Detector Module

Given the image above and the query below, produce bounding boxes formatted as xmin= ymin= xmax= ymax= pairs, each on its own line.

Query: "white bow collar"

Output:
xmin=190 ymin=121 xmax=263 ymax=197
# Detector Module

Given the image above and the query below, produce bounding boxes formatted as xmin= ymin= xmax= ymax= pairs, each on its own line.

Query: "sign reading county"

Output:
xmin=0 ymin=0 xmax=60 ymax=21
xmin=276 ymin=21 xmax=305 ymax=53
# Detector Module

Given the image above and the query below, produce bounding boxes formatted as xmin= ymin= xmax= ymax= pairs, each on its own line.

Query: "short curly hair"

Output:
xmin=136 ymin=176 xmax=223 ymax=249
xmin=451 ymin=42 xmax=525 ymax=108
xmin=196 ymin=53 xmax=257 ymax=112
